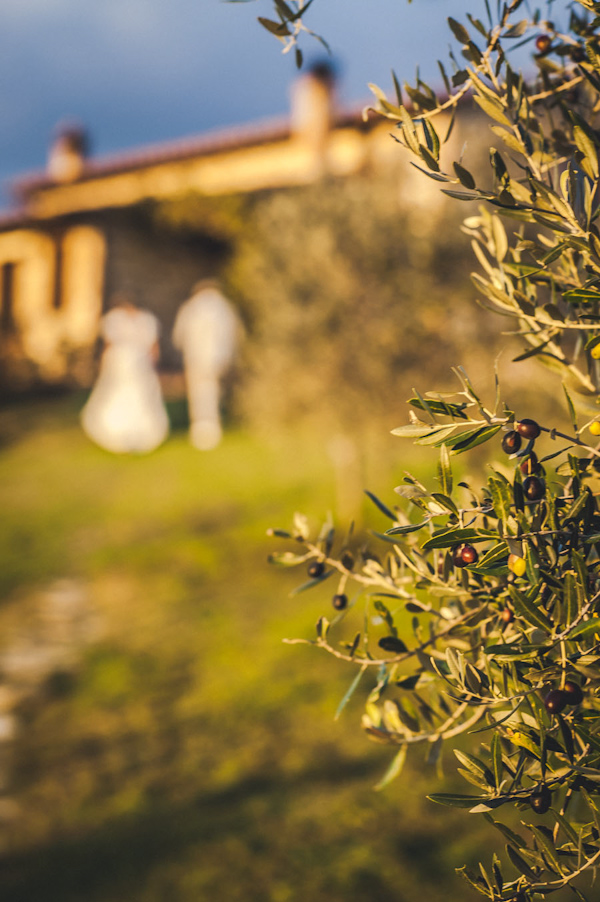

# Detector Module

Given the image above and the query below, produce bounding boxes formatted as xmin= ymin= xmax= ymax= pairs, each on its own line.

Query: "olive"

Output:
xmin=571 ymin=44 xmax=587 ymax=63
xmin=529 ymin=784 xmax=552 ymax=814
xmin=460 ymin=544 xmax=478 ymax=564
xmin=502 ymin=430 xmax=522 ymax=454
xmin=332 ymin=593 xmax=348 ymax=611
xmin=563 ymin=680 xmax=583 ymax=705
xmin=508 ymin=553 xmax=526 ymax=577
xmin=516 ymin=418 xmax=541 ymax=440
xmin=500 ymin=607 xmax=514 ymax=624
xmin=452 ymin=544 xmax=479 ymax=567
xmin=523 ymin=475 xmax=545 ymax=501
xmin=520 ymin=452 xmax=539 ymax=476
xmin=535 ymin=34 xmax=552 ymax=54
xmin=545 ymin=688 xmax=567 ymax=714
xmin=307 ymin=561 xmax=325 ymax=578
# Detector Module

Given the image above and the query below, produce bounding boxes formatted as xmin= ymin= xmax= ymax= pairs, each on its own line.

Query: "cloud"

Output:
xmin=2 ymin=0 xmax=74 ymax=16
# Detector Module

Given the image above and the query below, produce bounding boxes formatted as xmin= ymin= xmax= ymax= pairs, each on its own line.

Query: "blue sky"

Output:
xmin=0 ymin=0 xmax=567 ymax=206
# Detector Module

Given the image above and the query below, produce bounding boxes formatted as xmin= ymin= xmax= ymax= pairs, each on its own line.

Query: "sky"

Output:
xmin=0 ymin=0 xmax=568 ymax=208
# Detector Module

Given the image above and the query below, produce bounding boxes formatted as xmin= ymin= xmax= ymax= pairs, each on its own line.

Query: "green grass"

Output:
xmin=0 ymin=394 xmax=496 ymax=902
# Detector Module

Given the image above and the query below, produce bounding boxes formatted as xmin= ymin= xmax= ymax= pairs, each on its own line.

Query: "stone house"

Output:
xmin=0 ymin=66 xmax=463 ymax=393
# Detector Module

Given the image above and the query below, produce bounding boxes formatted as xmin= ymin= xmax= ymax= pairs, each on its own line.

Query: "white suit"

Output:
xmin=173 ymin=287 xmax=239 ymax=449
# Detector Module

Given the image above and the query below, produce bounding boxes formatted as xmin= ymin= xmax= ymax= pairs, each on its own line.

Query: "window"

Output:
xmin=52 ymin=237 xmax=63 ymax=310
xmin=0 ymin=262 xmax=16 ymax=333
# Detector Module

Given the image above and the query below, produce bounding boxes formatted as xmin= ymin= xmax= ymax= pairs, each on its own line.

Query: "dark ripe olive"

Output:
xmin=340 ymin=551 xmax=354 ymax=571
xmin=461 ymin=544 xmax=478 ymax=564
xmin=523 ymin=475 xmax=545 ymax=501
xmin=307 ymin=561 xmax=325 ymax=578
xmin=332 ymin=593 xmax=347 ymax=611
xmin=564 ymin=680 xmax=583 ymax=705
xmin=535 ymin=34 xmax=552 ymax=53
xmin=529 ymin=784 xmax=552 ymax=814
xmin=452 ymin=544 xmax=479 ymax=567
xmin=451 ymin=545 xmax=464 ymax=567
xmin=545 ymin=688 xmax=567 ymax=714
xmin=520 ymin=452 xmax=539 ymax=476
xmin=502 ymin=430 xmax=522 ymax=454
xmin=516 ymin=418 xmax=541 ymax=440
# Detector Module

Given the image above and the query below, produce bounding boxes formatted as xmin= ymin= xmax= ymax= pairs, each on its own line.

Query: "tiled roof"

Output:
xmin=12 ymin=104 xmax=377 ymax=201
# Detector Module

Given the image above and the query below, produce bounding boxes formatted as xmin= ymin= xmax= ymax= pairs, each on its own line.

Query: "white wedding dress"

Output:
xmin=81 ymin=306 xmax=169 ymax=453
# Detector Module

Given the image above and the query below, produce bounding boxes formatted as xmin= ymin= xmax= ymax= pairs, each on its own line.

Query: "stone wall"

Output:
xmin=97 ymin=206 xmax=230 ymax=372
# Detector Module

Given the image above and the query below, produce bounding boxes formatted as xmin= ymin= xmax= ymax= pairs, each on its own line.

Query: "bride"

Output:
xmin=81 ymin=293 xmax=169 ymax=453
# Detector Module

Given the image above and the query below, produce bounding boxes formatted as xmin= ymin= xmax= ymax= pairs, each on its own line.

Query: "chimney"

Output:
xmin=290 ymin=61 xmax=335 ymax=153
xmin=47 ymin=122 xmax=89 ymax=183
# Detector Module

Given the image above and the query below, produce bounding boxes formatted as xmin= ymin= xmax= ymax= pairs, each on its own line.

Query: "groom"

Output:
xmin=172 ymin=279 xmax=241 ymax=450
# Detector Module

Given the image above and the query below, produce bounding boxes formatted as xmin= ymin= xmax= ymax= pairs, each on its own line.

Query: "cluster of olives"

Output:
xmin=502 ymin=419 xmax=545 ymax=502
xmin=544 ymin=680 xmax=584 ymax=713
xmin=306 ymin=560 xmax=348 ymax=611
xmin=526 ymin=687 xmax=582 ymax=813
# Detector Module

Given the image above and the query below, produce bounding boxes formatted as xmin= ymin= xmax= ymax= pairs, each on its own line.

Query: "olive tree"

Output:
xmin=252 ymin=1 xmax=600 ymax=899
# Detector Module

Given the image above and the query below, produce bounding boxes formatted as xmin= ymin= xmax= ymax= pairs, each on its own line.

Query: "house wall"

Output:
xmin=0 ymin=224 xmax=105 ymax=388
xmin=99 ymin=208 xmax=227 ymax=370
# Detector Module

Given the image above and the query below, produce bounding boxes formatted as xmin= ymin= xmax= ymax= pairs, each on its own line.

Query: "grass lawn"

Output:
xmin=0 ymin=393 xmax=498 ymax=902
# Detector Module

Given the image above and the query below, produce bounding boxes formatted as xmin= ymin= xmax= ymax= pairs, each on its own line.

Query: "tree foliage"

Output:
xmin=225 ymin=169 xmax=496 ymax=436
xmin=263 ymin=1 xmax=600 ymax=899
xmin=230 ymin=0 xmax=330 ymax=69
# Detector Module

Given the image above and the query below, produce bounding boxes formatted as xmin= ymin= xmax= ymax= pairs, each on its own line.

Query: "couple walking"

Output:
xmin=81 ymin=280 xmax=240 ymax=454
